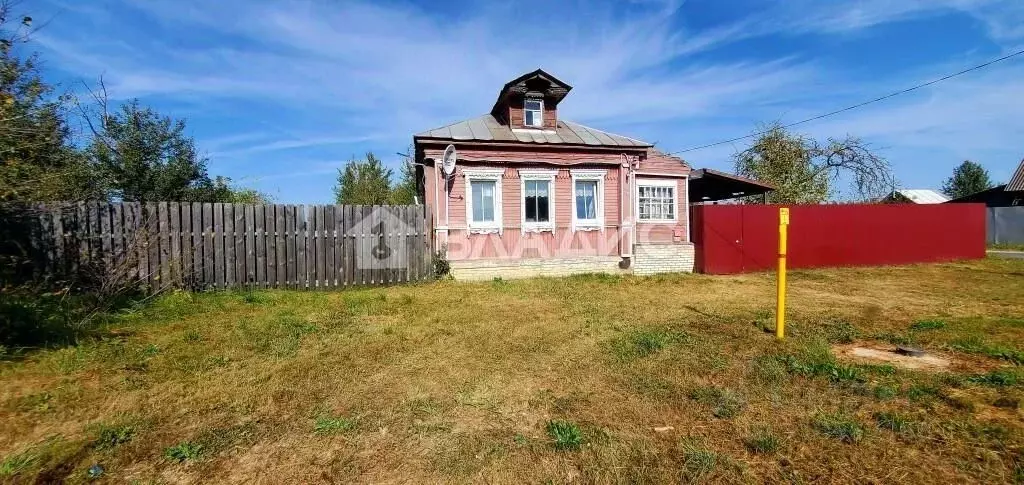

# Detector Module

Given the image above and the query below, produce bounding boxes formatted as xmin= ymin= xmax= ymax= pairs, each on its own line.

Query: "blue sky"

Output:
xmin=30 ymin=0 xmax=1024 ymax=203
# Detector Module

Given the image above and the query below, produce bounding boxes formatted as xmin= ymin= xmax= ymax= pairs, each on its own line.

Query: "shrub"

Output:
xmin=546 ymin=420 xmax=582 ymax=450
xmin=432 ymin=245 xmax=451 ymax=279
xmin=812 ymin=412 xmax=865 ymax=443
xmin=164 ymin=442 xmax=203 ymax=463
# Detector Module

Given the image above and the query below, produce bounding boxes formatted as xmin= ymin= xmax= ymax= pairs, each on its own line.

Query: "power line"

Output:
xmin=664 ymin=47 xmax=1024 ymax=156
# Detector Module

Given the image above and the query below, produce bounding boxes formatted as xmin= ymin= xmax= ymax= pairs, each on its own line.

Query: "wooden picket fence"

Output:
xmin=23 ymin=202 xmax=434 ymax=290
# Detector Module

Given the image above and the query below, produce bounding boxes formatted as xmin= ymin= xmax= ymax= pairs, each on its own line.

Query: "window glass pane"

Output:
xmin=537 ymin=193 xmax=549 ymax=221
xmin=638 ymin=184 xmax=675 ymax=220
xmin=524 ymin=181 xmax=537 ymax=222
xmin=525 ymin=99 xmax=542 ymax=110
xmin=524 ymin=180 xmax=550 ymax=223
xmin=472 ymin=180 xmax=495 ymax=222
xmin=576 ymin=180 xmax=597 ymax=220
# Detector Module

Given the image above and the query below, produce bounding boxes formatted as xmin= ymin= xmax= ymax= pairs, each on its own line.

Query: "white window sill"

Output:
xmin=467 ymin=225 xmax=501 ymax=235
xmin=573 ymin=222 xmax=603 ymax=232
xmin=522 ymin=223 xmax=555 ymax=233
xmin=638 ymin=219 xmax=678 ymax=224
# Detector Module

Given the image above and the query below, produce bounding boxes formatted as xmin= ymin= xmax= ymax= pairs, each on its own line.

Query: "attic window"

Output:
xmin=524 ymin=99 xmax=543 ymax=128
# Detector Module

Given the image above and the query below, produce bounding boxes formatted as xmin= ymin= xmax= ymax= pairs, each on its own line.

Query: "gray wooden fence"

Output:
xmin=25 ymin=202 xmax=434 ymax=290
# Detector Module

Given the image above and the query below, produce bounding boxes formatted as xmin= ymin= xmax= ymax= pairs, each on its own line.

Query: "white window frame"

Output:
xmin=570 ymin=169 xmax=605 ymax=232
xmin=464 ymin=168 xmax=505 ymax=234
xmin=518 ymin=169 xmax=557 ymax=232
xmin=636 ymin=178 xmax=678 ymax=223
xmin=524 ymin=98 xmax=544 ymax=128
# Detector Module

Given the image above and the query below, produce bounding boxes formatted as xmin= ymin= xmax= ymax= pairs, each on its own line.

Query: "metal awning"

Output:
xmin=689 ymin=168 xmax=775 ymax=202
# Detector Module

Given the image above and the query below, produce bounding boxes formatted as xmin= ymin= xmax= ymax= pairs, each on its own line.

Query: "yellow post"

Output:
xmin=776 ymin=208 xmax=790 ymax=340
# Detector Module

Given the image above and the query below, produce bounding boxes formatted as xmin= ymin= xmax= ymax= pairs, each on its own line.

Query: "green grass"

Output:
xmin=164 ymin=441 xmax=203 ymax=463
xmin=681 ymin=440 xmax=718 ymax=480
xmin=2 ymin=259 xmax=1024 ymax=482
xmin=873 ymin=411 xmax=917 ymax=435
xmin=688 ymin=385 xmax=745 ymax=419
xmin=744 ymin=427 xmax=781 ymax=454
xmin=94 ymin=424 xmax=135 ymax=450
xmin=0 ymin=450 xmax=36 ymax=477
xmin=813 ymin=412 xmax=866 ymax=443
xmin=313 ymin=414 xmax=356 ymax=434
xmin=546 ymin=420 xmax=583 ymax=451
xmin=910 ymin=319 xmax=946 ymax=331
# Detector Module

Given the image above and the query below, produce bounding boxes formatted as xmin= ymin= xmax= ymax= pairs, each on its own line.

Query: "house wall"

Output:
xmin=507 ymin=96 xmax=558 ymax=129
xmin=429 ymin=163 xmax=623 ymax=261
xmin=635 ymin=177 xmax=689 ymax=245
xmin=420 ymin=144 xmax=693 ymax=278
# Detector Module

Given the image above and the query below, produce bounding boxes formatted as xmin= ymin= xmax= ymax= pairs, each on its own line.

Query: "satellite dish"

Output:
xmin=441 ymin=144 xmax=457 ymax=176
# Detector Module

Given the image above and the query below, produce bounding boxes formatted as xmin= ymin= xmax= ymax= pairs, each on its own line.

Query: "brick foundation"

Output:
xmin=632 ymin=243 xmax=695 ymax=275
xmin=450 ymin=256 xmax=626 ymax=281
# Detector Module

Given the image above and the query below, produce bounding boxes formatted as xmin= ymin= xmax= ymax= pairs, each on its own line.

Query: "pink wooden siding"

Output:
xmin=423 ymin=147 xmax=691 ymax=262
xmin=635 ymin=177 xmax=689 ymax=244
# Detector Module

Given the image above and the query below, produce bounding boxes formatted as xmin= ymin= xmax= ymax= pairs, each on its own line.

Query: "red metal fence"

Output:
xmin=690 ymin=203 xmax=986 ymax=274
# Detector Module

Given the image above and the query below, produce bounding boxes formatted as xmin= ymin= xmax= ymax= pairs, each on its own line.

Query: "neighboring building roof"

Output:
xmin=1007 ymin=158 xmax=1024 ymax=192
xmin=689 ymin=168 xmax=775 ymax=202
xmin=889 ymin=189 xmax=950 ymax=204
xmin=414 ymin=114 xmax=651 ymax=148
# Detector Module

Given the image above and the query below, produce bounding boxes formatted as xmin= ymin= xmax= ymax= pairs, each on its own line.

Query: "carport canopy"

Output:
xmin=689 ymin=168 xmax=775 ymax=203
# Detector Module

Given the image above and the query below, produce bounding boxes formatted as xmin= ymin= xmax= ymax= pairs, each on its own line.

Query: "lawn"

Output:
xmin=2 ymin=258 xmax=1024 ymax=483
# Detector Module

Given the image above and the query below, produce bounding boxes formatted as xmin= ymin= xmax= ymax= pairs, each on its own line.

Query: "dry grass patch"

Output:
xmin=1 ymin=258 xmax=1023 ymax=483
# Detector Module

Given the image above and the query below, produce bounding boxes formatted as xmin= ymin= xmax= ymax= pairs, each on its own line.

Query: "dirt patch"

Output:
xmin=834 ymin=343 xmax=951 ymax=370
xmin=832 ymin=341 xmax=1010 ymax=373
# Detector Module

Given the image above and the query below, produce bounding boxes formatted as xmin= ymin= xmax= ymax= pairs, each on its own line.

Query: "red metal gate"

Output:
xmin=691 ymin=203 xmax=986 ymax=274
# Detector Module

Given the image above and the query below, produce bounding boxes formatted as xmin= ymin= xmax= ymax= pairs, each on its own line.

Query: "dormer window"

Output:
xmin=524 ymin=99 xmax=543 ymax=128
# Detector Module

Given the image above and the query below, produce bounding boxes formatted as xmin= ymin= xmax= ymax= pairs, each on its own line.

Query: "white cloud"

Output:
xmin=31 ymin=0 xmax=1024 ymax=199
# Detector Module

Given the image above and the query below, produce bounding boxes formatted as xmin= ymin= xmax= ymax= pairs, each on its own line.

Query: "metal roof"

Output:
xmin=689 ymin=168 xmax=775 ymax=202
xmin=1007 ymin=158 xmax=1024 ymax=192
xmin=414 ymin=114 xmax=651 ymax=148
xmin=892 ymin=189 xmax=950 ymax=204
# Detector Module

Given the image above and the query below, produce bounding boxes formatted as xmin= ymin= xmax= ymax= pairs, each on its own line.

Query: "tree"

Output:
xmin=87 ymin=99 xmax=221 ymax=202
xmin=333 ymin=152 xmax=393 ymax=204
xmin=388 ymin=152 xmax=418 ymax=204
xmin=942 ymin=160 xmax=993 ymax=199
xmin=733 ymin=122 xmax=893 ymax=203
xmin=0 ymin=7 xmax=101 ymax=201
